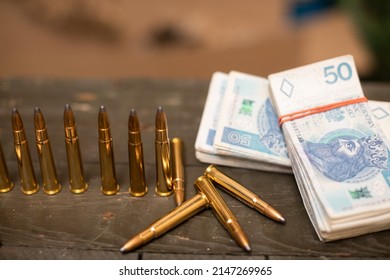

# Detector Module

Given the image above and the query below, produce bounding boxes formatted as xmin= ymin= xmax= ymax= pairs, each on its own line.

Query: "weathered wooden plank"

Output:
xmin=142 ymin=253 xmax=266 ymax=260
xmin=0 ymin=246 xmax=139 ymax=260
xmin=0 ymin=78 xmax=390 ymax=260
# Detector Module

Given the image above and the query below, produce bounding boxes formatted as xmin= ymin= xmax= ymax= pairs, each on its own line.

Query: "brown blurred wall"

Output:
xmin=0 ymin=0 xmax=373 ymax=79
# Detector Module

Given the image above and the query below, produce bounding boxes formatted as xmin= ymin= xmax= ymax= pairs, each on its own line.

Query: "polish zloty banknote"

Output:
xmin=195 ymin=72 xmax=228 ymax=155
xmin=213 ymin=71 xmax=291 ymax=167
xmin=195 ymin=72 xmax=292 ymax=173
xmin=269 ymin=55 xmax=390 ymax=241
xmin=369 ymin=100 xmax=390 ymax=141
xmin=194 ymin=71 xmax=390 ymax=177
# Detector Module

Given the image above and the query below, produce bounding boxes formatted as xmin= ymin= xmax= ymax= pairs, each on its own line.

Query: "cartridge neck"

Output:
xmin=128 ymin=131 xmax=141 ymax=144
xmin=99 ymin=128 xmax=111 ymax=141
xmin=65 ymin=126 xmax=77 ymax=139
xmin=13 ymin=129 xmax=27 ymax=144
xmin=35 ymin=128 xmax=48 ymax=143
xmin=155 ymin=128 xmax=168 ymax=143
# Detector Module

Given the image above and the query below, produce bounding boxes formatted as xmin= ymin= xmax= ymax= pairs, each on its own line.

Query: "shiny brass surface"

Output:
xmin=171 ymin=137 xmax=185 ymax=206
xmin=64 ymin=104 xmax=88 ymax=194
xmin=155 ymin=106 xmax=172 ymax=196
xmin=128 ymin=109 xmax=147 ymax=196
xmin=12 ymin=108 xmax=39 ymax=195
xmin=34 ymin=108 xmax=62 ymax=195
xmin=0 ymin=139 xmax=14 ymax=193
xmin=205 ymin=165 xmax=285 ymax=223
xmin=195 ymin=175 xmax=251 ymax=252
xmin=98 ymin=106 xmax=119 ymax=195
xmin=120 ymin=192 xmax=209 ymax=253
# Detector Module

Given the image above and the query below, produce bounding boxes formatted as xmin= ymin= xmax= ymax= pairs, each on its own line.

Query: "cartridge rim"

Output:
xmin=43 ymin=185 xmax=62 ymax=195
xmin=155 ymin=187 xmax=173 ymax=197
xmin=69 ymin=183 xmax=88 ymax=194
xmin=101 ymin=184 xmax=120 ymax=196
xmin=21 ymin=185 xmax=40 ymax=195
xmin=0 ymin=182 xmax=14 ymax=193
xmin=130 ymin=186 xmax=148 ymax=197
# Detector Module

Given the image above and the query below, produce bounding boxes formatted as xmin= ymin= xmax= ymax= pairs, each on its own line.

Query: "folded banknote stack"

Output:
xmin=268 ymin=55 xmax=390 ymax=241
xmin=195 ymin=55 xmax=390 ymax=241
xmin=195 ymin=71 xmax=292 ymax=174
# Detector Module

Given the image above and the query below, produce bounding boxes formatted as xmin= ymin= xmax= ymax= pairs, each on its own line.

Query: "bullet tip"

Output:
xmin=119 ymin=247 xmax=127 ymax=253
xmin=64 ymin=104 xmax=76 ymax=127
xmin=243 ymin=244 xmax=252 ymax=252
xmin=34 ymin=107 xmax=46 ymax=130
xmin=11 ymin=108 xmax=23 ymax=130
xmin=128 ymin=109 xmax=140 ymax=131
xmin=174 ymin=194 xmax=184 ymax=207
xmin=98 ymin=106 xmax=110 ymax=129
xmin=155 ymin=106 xmax=167 ymax=130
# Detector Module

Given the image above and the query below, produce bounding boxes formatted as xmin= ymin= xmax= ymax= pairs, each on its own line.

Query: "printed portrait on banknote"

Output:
xmin=302 ymin=133 xmax=387 ymax=182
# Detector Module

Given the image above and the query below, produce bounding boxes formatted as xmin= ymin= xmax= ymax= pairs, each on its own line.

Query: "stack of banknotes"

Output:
xmin=195 ymin=55 xmax=390 ymax=241
xmin=195 ymin=71 xmax=292 ymax=174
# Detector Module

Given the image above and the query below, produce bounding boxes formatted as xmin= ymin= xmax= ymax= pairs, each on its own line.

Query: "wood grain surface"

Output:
xmin=0 ymin=79 xmax=389 ymax=259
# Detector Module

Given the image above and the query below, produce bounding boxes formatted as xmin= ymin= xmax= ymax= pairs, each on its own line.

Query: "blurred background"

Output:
xmin=0 ymin=0 xmax=388 ymax=81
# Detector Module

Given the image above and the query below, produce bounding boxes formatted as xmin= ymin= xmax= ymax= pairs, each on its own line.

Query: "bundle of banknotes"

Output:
xmin=195 ymin=55 xmax=390 ymax=241
xmin=195 ymin=71 xmax=293 ymax=174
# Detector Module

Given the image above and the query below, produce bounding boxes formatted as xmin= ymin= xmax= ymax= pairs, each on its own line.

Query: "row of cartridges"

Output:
xmin=0 ymin=105 xmax=187 ymax=204
xmin=0 ymin=104 xmax=286 ymax=252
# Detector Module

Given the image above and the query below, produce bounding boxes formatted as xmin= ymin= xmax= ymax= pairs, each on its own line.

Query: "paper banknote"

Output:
xmin=269 ymin=55 xmax=390 ymax=241
xmin=195 ymin=72 xmax=292 ymax=173
xmin=195 ymin=69 xmax=390 ymax=178
xmin=214 ymin=71 xmax=290 ymax=166
xmin=195 ymin=72 xmax=228 ymax=155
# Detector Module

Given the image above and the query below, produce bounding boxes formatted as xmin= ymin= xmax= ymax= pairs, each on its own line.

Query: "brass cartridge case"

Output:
xmin=120 ymin=192 xmax=209 ymax=253
xmin=171 ymin=137 xmax=185 ymax=206
xmin=0 ymin=139 xmax=14 ymax=193
xmin=12 ymin=108 xmax=39 ymax=195
xmin=98 ymin=106 xmax=119 ymax=195
xmin=34 ymin=107 xmax=62 ymax=195
xmin=64 ymin=104 xmax=88 ymax=194
xmin=205 ymin=165 xmax=285 ymax=223
xmin=194 ymin=175 xmax=251 ymax=252
xmin=121 ymin=175 xmax=252 ymax=253
xmin=128 ymin=109 xmax=147 ymax=196
xmin=155 ymin=106 xmax=172 ymax=196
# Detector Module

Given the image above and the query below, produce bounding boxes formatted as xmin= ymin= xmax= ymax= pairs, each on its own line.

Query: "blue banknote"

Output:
xmin=214 ymin=71 xmax=291 ymax=166
xmin=269 ymin=55 xmax=390 ymax=241
xmin=195 ymin=72 xmax=292 ymax=173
